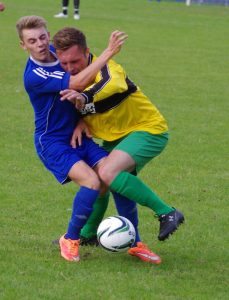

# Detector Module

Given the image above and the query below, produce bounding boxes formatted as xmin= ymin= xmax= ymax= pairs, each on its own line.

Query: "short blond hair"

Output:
xmin=16 ymin=15 xmax=47 ymax=40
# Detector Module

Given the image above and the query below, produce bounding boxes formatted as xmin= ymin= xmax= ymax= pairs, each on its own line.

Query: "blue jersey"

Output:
xmin=23 ymin=47 xmax=107 ymax=183
xmin=24 ymin=47 xmax=78 ymax=154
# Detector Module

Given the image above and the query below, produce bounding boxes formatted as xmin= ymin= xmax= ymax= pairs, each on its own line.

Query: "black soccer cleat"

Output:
xmin=80 ymin=235 xmax=99 ymax=247
xmin=158 ymin=209 xmax=184 ymax=241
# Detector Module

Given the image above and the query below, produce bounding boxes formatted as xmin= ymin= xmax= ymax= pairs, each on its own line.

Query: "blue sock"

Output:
xmin=65 ymin=186 xmax=99 ymax=240
xmin=112 ymin=192 xmax=141 ymax=245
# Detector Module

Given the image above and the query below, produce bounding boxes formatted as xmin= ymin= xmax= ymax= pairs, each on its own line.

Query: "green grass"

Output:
xmin=0 ymin=0 xmax=228 ymax=299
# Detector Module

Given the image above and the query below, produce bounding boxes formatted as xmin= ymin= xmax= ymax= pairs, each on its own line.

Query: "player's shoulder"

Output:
xmin=24 ymin=59 xmax=36 ymax=84
xmin=24 ymin=59 xmax=42 ymax=83
xmin=25 ymin=57 xmax=62 ymax=81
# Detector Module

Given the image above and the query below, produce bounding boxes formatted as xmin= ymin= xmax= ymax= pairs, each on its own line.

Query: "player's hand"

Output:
xmin=71 ymin=119 xmax=92 ymax=148
xmin=60 ymin=89 xmax=85 ymax=110
xmin=106 ymin=30 xmax=128 ymax=56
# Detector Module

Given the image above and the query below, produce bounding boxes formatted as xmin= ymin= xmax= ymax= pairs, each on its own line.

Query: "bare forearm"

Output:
xmin=69 ymin=48 xmax=113 ymax=91
xmin=69 ymin=30 xmax=128 ymax=91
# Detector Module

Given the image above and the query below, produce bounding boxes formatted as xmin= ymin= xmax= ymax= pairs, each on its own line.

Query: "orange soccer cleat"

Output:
xmin=128 ymin=242 xmax=161 ymax=264
xmin=59 ymin=235 xmax=80 ymax=262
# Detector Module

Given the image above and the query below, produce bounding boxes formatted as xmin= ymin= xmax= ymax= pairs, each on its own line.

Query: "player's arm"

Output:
xmin=60 ymin=61 xmax=128 ymax=110
xmin=24 ymin=67 xmax=70 ymax=94
xmin=80 ymin=60 xmax=128 ymax=103
xmin=69 ymin=30 xmax=127 ymax=91
xmin=61 ymin=60 xmax=129 ymax=102
xmin=60 ymin=89 xmax=86 ymax=110
xmin=70 ymin=118 xmax=92 ymax=148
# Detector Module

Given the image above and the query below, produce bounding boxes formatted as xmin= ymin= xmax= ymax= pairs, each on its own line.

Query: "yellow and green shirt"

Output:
xmin=79 ymin=54 xmax=168 ymax=141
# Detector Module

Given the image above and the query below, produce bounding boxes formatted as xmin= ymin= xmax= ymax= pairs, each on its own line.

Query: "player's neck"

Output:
xmin=32 ymin=51 xmax=57 ymax=64
xmin=45 ymin=51 xmax=57 ymax=63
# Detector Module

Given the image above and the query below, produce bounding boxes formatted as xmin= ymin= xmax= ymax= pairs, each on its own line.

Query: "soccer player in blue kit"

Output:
xmin=15 ymin=15 xmax=134 ymax=262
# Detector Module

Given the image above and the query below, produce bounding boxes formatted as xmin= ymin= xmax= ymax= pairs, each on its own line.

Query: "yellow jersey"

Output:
xmin=79 ymin=54 xmax=168 ymax=141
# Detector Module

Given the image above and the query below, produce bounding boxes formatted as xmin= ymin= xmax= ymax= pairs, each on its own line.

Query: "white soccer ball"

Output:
xmin=97 ymin=216 xmax=136 ymax=252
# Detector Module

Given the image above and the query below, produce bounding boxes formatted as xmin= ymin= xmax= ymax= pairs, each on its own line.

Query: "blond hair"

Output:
xmin=16 ymin=15 xmax=47 ymax=40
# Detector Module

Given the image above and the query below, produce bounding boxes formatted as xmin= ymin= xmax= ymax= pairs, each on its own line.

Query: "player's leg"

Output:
xmin=78 ymin=139 xmax=109 ymax=244
xmin=111 ymin=192 xmax=161 ymax=264
xmin=80 ymin=191 xmax=110 ymax=245
xmin=79 ymin=143 xmax=142 ymax=246
xmin=100 ymin=132 xmax=173 ymax=215
xmin=99 ymin=132 xmax=184 ymax=241
xmin=79 ymin=181 xmax=142 ymax=247
xmin=54 ymin=0 xmax=69 ymax=18
xmin=112 ymin=192 xmax=140 ymax=243
xmin=73 ymin=0 xmax=80 ymax=19
xmin=60 ymin=160 xmax=101 ymax=261
xmin=100 ymin=141 xmax=142 ymax=244
xmin=39 ymin=138 xmax=107 ymax=260
xmin=101 ymin=137 xmax=161 ymax=264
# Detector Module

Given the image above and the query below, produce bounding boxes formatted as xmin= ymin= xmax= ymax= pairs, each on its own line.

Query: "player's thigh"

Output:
xmin=97 ymin=150 xmax=135 ymax=185
xmin=68 ymin=160 xmax=100 ymax=189
xmin=104 ymin=131 xmax=169 ymax=173
xmin=103 ymin=150 xmax=135 ymax=173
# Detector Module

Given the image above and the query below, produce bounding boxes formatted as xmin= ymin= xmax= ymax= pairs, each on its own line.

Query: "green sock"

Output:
xmin=110 ymin=171 xmax=173 ymax=216
xmin=80 ymin=192 xmax=110 ymax=238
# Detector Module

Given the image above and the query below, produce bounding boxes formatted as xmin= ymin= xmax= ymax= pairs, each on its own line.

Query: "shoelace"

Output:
xmin=67 ymin=240 xmax=79 ymax=255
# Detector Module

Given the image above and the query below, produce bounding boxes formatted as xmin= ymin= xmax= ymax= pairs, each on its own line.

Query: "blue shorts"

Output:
xmin=38 ymin=136 xmax=108 ymax=184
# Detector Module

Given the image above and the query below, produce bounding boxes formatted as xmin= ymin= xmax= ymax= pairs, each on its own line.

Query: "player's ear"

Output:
xmin=85 ymin=47 xmax=90 ymax=57
xmin=20 ymin=40 xmax=27 ymax=51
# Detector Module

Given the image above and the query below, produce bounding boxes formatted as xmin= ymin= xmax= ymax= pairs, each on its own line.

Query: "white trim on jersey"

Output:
xmin=29 ymin=50 xmax=59 ymax=67
xmin=33 ymin=67 xmax=65 ymax=79
xmin=39 ymin=96 xmax=57 ymax=155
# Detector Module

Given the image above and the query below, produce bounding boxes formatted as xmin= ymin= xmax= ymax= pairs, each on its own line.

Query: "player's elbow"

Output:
xmin=69 ymin=78 xmax=85 ymax=92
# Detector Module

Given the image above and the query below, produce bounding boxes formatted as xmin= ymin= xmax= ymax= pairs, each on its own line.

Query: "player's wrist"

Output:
xmin=101 ymin=48 xmax=113 ymax=60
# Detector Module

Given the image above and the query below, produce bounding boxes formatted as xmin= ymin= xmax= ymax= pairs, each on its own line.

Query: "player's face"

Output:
xmin=20 ymin=27 xmax=51 ymax=62
xmin=57 ymin=45 xmax=89 ymax=75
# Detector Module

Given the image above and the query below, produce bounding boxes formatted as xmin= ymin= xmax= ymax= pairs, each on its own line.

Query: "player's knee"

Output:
xmin=98 ymin=164 xmax=116 ymax=186
xmin=85 ymin=175 xmax=101 ymax=190
xmin=71 ymin=172 xmax=101 ymax=190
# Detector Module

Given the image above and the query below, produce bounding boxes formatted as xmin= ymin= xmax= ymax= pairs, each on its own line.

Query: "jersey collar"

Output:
xmin=30 ymin=50 xmax=59 ymax=67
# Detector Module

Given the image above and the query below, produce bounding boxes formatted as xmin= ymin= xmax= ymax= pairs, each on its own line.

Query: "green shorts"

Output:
xmin=102 ymin=131 xmax=169 ymax=173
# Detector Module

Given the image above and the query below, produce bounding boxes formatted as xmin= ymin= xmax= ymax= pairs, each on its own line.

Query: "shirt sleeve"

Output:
xmin=81 ymin=59 xmax=128 ymax=104
xmin=24 ymin=67 xmax=70 ymax=94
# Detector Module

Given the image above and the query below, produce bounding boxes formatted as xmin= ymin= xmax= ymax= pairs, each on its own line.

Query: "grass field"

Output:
xmin=0 ymin=0 xmax=228 ymax=299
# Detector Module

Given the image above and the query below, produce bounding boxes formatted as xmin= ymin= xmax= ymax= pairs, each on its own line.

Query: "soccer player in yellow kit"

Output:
xmin=53 ymin=27 xmax=185 ymax=259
